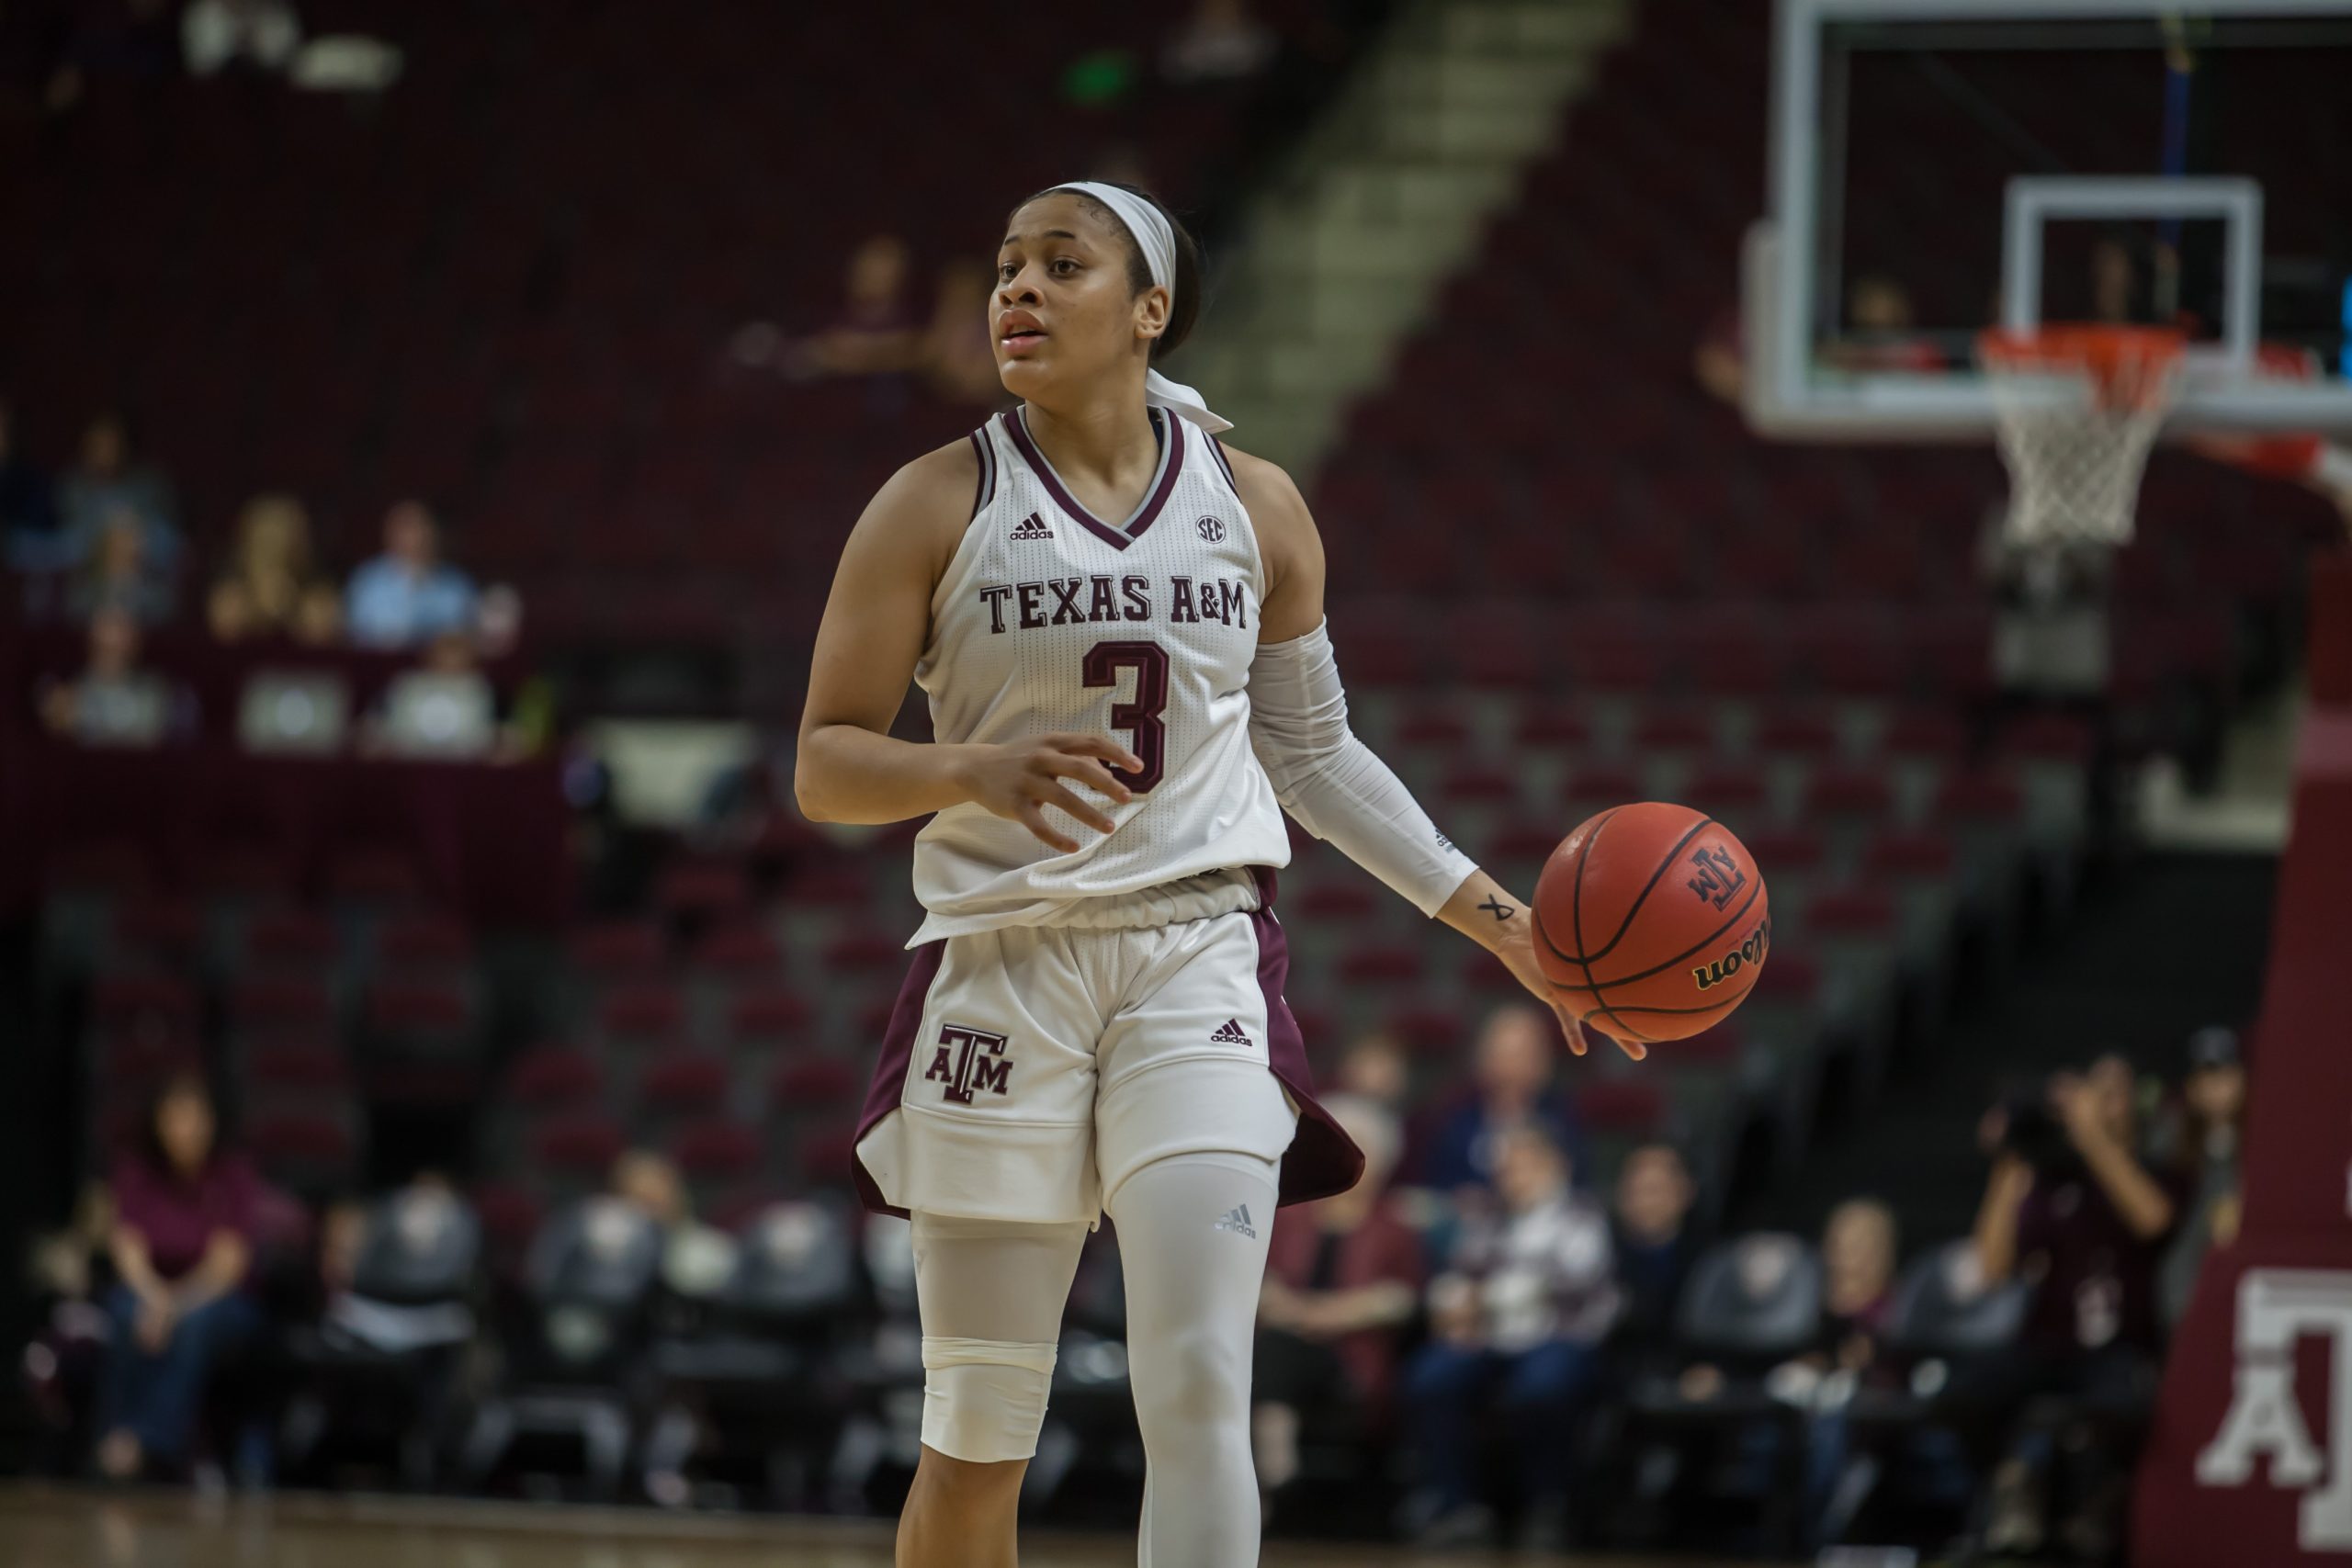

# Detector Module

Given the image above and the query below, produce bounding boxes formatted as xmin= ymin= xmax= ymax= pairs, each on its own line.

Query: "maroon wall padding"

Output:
xmin=2134 ymin=553 xmax=2352 ymax=1565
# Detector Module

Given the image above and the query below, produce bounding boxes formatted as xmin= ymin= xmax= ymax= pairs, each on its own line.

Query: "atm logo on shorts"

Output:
xmin=926 ymin=1023 xmax=1013 ymax=1104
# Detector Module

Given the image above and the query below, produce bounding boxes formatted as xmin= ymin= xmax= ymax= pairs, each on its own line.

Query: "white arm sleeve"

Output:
xmin=1247 ymin=620 xmax=1478 ymax=916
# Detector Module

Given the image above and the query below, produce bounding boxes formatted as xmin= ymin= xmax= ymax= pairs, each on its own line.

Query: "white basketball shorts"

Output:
xmin=851 ymin=886 xmax=1362 ymax=1228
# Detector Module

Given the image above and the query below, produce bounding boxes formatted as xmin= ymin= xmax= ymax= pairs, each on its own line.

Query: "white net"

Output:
xmin=1980 ymin=329 xmax=2185 ymax=549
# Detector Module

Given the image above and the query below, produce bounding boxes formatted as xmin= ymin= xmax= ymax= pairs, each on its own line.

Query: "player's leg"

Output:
xmin=1102 ymin=1148 xmax=1282 ymax=1568
xmin=898 ymin=1211 xmax=1090 ymax=1568
xmin=1092 ymin=909 xmax=1315 ymax=1567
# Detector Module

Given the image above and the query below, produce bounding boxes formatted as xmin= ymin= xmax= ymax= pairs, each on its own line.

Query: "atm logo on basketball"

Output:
xmin=1686 ymin=843 xmax=1747 ymax=910
xmin=926 ymin=1022 xmax=1013 ymax=1104
xmin=1690 ymin=915 xmax=1770 ymax=993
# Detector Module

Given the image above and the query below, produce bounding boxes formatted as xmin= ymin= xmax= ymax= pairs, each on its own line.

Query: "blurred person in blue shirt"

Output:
xmin=1410 ymin=1002 xmax=1589 ymax=1199
xmin=59 ymin=412 xmax=180 ymax=575
xmin=345 ymin=500 xmax=478 ymax=649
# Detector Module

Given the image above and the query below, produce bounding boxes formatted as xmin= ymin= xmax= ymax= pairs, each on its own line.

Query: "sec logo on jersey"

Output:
xmin=1196 ymin=515 xmax=1227 ymax=542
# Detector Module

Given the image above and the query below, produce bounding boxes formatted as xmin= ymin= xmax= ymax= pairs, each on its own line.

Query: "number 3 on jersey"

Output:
xmin=1082 ymin=641 xmax=1169 ymax=793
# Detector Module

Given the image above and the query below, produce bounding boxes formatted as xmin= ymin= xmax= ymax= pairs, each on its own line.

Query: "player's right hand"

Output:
xmin=959 ymin=733 xmax=1143 ymax=853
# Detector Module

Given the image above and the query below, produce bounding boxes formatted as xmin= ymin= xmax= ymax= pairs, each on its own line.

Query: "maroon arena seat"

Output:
xmin=770 ymin=1055 xmax=861 ymax=1109
xmin=595 ymin=983 xmax=687 ymax=1048
xmin=242 ymin=910 xmax=340 ymax=974
xmin=637 ymin=1052 xmax=732 ymax=1114
xmin=1336 ymin=942 xmax=1425 ymax=987
xmin=1804 ymin=886 xmax=1901 ymax=937
xmin=1295 ymin=881 xmax=1380 ymax=922
xmin=822 ymin=929 xmax=906 ymax=976
xmin=532 ymin=1113 xmax=629 ymax=1181
xmin=246 ymin=1111 xmax=359 ymax=1188
xmin=506 ymin=1044 xmax=606 ymax=1110
xmin=1863 ymin=828 xmax=1960 ymax=880
xmin=1577 ymin=1077 xmax=1668 ymax=1134
xmin=568 ymin=919 xmax=669 ymax=978
xmin=228 ymin=976 xmax=335 ymax=1038
xmin=374 ymin=913 xmax=475 ymax=972
xmin=92 ymin=972 xmax=201 ymax=1037
xmin=110 ymin=897 xmax=204 ymax=964
xmin=669 ymin=1119 xmax=765 ymax=1182
xmin=729 ymin=987 xmax=814 ymax=1048
xmin=1804 ymin=764 xmax=1896 ymax=819
xmin=691 ymin=922 xmax=785 ymax=977
xmin=244 ymin=1040 xmax=353 ymax=1098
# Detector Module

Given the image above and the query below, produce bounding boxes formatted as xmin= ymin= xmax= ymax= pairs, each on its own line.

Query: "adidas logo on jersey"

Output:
xmin=1210 ymin=1018 xmax=1253 ymax=1047
xmin=1009 ymin=512 xmax=1054 ymax=541
xmin=1213 ymin=1203 xmax=1257 ymax=1240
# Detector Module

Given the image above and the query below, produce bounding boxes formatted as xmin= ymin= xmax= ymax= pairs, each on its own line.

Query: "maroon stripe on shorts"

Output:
xmin=1247 ymin=866 xmax=1366 ymax=1207
xmin=851 ymin=939 xmax=947 ymax=1219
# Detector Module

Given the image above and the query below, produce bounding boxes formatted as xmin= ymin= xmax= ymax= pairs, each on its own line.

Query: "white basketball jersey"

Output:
xmin=908 ymin=407 xmax=1291 ymax=942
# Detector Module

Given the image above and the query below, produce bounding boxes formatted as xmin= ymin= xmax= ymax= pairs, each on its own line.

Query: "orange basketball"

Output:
xmin=1532 ymin=801 xmax=1770 ymax=1044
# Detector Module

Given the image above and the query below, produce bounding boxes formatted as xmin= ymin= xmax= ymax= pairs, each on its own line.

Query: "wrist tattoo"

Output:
xmin=1478 ymin=896 xmax=1515 ymax=922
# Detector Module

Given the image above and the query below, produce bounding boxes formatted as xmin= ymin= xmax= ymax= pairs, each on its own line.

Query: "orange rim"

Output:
xmin=1978 ymin=324 xmax=2187 ymax=412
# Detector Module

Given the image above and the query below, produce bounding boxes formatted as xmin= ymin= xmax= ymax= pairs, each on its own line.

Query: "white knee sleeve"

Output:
xmin=920 ymin=1335 xmax=1060 ymax=1463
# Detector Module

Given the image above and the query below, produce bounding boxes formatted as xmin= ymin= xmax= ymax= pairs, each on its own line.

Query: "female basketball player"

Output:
xmin=797 ymin=181 xmax=1641 ymax=1568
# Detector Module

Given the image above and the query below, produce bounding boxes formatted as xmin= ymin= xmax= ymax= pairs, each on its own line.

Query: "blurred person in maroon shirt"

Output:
xmin=1250 ymin=1093 xmax=1422 ymax=1507
xmin=96 ymin=1073 xmax=267 ymax=1480
xmin=1968 ymin=1052 xmax=2188 ymax=1558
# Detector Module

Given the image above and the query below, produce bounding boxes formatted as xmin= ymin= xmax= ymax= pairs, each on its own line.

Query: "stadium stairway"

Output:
xmin=1728 ymin=850 xmax=2278 ymax=1248
xmin=1172 ymin=0 xmax=1631 ymax=470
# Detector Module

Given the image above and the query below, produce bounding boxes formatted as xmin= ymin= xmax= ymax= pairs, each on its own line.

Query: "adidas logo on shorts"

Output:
xmin=1009 ymin=512 xmax=1054 ymax=541
xmin=1214 ymin=1203 xmax=1257 ymax=1240
xmin=1209 ymin=1018 xmax=1253 ymax=1047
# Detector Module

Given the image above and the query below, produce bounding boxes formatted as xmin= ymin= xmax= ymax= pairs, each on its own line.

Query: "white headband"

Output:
xmin=1049 ymin=180 xmax=1233 ymax=434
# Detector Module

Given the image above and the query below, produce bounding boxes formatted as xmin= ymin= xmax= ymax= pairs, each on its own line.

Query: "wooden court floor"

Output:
xmin=0 ymin=1484 xmax=1762 ymax=1567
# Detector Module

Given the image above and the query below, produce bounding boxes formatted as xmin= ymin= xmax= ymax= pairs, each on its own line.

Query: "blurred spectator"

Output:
xmin=68 ymin=511 xmax=176 ymax=625
xmin=1796 ymin=1200 xmax=1905 ymax=1549
xmin=0 ymin=399 xmax=62 ymax=570
xmin=2158 ymin=1025 xmax=2245 ymax=1332
xmin=2089 ymin=235 xmax=2146 ymax=326
xmin=345 ymin=501 xmax=478 ymax=649
xmin=363 ymin=631 xmax=509 ymax=761
xmin=1675 ymin=1201 xmax=1903 ymax=1551
xmin=919 ymin=259 xmax=1007 ymax=408
xmin=1162 ymin=0 xmax=1277 ymax=84
xmin=1410 ymin=1002 xmax=1588 ymax=1200
xmin=739 ymin=234 xmax=921 ymax=384
xmin=1398 ymin=1124 xmax=1617 ymax=1551
xmin=313 ymin=1181 xmax=475 ymax=1358
xmin=1610 ymin=1140 xmax=1699 ymax=1363
xmin=1969 ymin=1053 xmax=2185 ymax=1557
xmin=1822 ymin=275 xmax=1943 ymax=374
xmin=182 ymin=0 xmax=301 ymax=77
xmin=208 ymin=493 xmax=341 ymax=645
xmin=1815 ymin=1198 xmax=1899 ymax=1379
xmin=473 ymin=581 xmax=524 ymax=658
xmin=59 ymin=412 xmax=178 ymax=573
xmin=1697 ymin=274 xmax=1939 ymax=407
xmin=96 ymin=1073 xmax=266 ymax=1481
xmin=1251 ymin=1094 xmax=1423 ymax=1505
xmin=1332 ymin=1031 xmax=1409 ymax=1117
xmin=38 ymin=606 xmax=187 ymax=746
xmin=23 ymin=1184 xmax=119 ymax=1463
xmin=611 ymin=1150 xmax=737 ymax=1301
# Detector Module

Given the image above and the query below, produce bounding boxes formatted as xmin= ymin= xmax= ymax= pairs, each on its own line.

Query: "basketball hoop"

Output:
xmin=1978 ymin=325 xmax=2187 ymax=549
